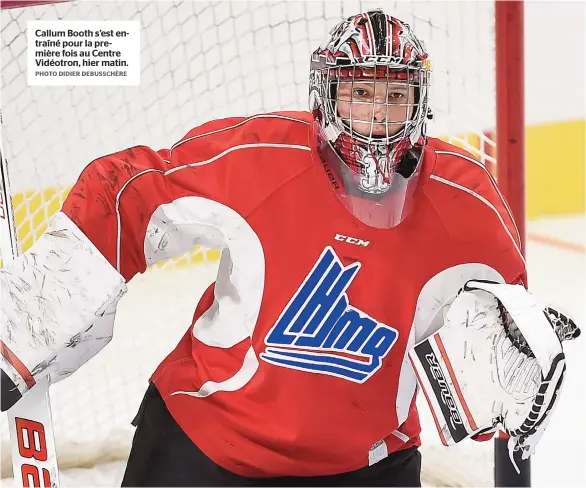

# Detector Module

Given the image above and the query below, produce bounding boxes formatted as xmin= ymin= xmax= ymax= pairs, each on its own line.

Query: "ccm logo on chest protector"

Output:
xmin=334 ymin=234 xmax=370 ymax=247
xmin=260 ymin=247 xmax=398 ymax=383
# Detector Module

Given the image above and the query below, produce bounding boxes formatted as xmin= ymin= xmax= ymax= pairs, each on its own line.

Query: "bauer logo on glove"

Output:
xmin=409 ymin=280 xmax=580 ymax=469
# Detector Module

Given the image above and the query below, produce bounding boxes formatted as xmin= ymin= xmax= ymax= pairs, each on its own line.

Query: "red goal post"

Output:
xmin=495 ymin=0 xmax=526 ymax=256
xmin=0 ymin=1 xmax=526 ymax=486
xmin=494 ymin=2 xmax=528 ymax=486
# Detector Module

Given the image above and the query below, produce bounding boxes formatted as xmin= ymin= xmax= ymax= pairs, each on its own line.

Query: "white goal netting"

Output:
xmin=1 ymin=1 xmax=498 ymax=486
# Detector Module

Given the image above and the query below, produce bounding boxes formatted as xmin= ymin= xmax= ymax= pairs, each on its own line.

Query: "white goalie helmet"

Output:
xmin=309 ymin=9 xmax=432 ymax=228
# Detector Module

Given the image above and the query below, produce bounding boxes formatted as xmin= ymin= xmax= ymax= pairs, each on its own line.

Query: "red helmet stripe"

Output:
xmin=391 ymin=19 xmax=402 ymax=58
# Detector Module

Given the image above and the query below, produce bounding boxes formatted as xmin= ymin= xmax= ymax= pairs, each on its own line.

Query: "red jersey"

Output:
xmin=62 ymin=111 xmax=525 ymax=477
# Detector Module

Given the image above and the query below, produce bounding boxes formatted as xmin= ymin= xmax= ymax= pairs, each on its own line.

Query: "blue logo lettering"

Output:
xmin=260 ymin=247 xmax=398 ymax=383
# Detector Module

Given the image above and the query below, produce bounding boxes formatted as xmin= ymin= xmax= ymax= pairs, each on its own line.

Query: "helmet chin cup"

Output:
xmin=316 ymin=125 xmax=422 ymax=229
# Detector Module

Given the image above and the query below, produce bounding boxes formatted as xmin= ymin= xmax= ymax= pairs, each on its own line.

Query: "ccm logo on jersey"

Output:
xmin=260 ymin=247 xmax=398 ymax=383
xmin=334 ymin=234 xmax=370 ymax=247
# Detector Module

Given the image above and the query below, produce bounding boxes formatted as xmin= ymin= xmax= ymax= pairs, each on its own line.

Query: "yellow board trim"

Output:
xmin=526 ymin=119 xmax=585 ymax=218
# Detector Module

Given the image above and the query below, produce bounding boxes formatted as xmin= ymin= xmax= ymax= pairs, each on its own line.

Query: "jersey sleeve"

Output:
xmin=426 ymin=140 xmax=527 ymax=287
xmin=1 ymin=119 xmax=245 ymax=408
xmin=2 ymin=144 xmax=176 ymax=408
xmin=62 ymin=116 xmax=251 ymax=280
xmin=413 ymin=141 xmax=529 ymax=342
xmin=2 ymin=143 xmax=179 ymax=407
xmin=62 ymin=145 xmax=172 ymax=281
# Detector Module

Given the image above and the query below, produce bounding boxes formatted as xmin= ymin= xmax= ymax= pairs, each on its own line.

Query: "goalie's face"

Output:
xmin=336 ymin=80 xmax=416 ymax=139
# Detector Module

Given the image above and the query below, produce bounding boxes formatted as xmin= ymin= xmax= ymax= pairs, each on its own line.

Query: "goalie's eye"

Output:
xmin=353 ymin=87 xmax=369 ymax=98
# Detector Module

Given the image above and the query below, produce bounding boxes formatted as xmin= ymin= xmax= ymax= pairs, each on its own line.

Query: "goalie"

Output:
xmin=1 ymin=8 xmax=580 ymax=487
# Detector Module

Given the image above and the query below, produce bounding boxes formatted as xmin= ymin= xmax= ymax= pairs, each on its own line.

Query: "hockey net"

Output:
xmin=1 ymin=1 xmax=506 ymax=486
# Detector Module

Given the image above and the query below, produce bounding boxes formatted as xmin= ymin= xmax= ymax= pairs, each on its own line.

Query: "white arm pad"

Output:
xmin=1 ymin=212 xmax=127 ymax=395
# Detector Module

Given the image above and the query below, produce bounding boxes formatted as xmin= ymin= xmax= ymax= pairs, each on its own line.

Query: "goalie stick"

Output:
xmin=0 ymin=112 xmax=60 ymax=487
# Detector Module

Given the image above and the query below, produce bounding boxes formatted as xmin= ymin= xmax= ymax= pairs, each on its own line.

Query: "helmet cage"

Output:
xmin=312 ymin=58 xmax=431 ymax=148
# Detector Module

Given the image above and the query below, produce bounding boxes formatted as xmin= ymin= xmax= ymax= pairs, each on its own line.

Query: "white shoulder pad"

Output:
xmin=1 ymin=212 xmax=127 ymax=395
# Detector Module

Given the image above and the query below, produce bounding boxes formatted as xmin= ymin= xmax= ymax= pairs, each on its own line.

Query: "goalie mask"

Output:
xmin=309 ymin=9 xmax=432 ymax=228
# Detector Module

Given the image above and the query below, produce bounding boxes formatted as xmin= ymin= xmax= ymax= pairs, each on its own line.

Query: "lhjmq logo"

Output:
xmin=260 ymin=247 xmax=398 ymax=383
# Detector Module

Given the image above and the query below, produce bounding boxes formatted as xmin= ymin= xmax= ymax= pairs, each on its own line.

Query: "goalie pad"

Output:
xmin=409 ymin=280 xmax=575 ymax=466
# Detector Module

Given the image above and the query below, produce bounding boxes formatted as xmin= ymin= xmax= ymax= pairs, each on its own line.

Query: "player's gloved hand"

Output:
xmin=409 ymin=280 xmax=580 ymax=473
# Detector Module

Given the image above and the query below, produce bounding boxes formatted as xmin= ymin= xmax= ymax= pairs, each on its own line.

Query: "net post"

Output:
xmin=494 ymin=1 xmax=529 ymax=486
xmin=495 ymin=0 xmax=526 ymax=254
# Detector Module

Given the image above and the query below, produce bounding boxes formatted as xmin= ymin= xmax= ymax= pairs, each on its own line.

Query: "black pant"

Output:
xmin=122 ymin=383 xmax=421 ymax=487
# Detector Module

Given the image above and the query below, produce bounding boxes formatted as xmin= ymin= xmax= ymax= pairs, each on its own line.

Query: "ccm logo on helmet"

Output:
xmin=335 ymin=234 xmax=370 ymax=247
xmin=361 ymin=55 xmax=398 ymax=63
